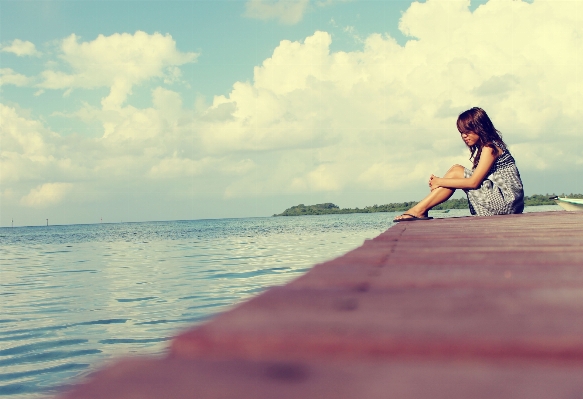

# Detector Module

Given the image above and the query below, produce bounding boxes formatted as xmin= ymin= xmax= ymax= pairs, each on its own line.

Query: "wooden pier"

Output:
xmin=58 ymin=211 xmax=583 ymax=398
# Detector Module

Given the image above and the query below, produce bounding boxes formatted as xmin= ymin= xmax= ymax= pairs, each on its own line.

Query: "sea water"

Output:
xmin=0 ymin=206 xmax=560 ymax=398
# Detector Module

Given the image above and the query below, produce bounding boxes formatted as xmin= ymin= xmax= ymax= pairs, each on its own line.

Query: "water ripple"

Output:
xmin=0 ymin=350 xmax=101 ymax=368
xmin=0 ymin=340 xmax=88 ymax=357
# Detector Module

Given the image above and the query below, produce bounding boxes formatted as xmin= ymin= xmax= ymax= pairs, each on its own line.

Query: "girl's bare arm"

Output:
xmin=430 ymin=147 xmax=497 ymax=190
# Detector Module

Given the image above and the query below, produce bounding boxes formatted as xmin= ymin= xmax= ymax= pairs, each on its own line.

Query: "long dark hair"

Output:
xmin=457 ymin=107 xmax=507 ymax=168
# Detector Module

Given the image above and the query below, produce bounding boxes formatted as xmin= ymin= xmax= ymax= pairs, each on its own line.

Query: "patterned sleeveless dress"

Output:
xmin=463 ymin=150 xmax=524 ymax=216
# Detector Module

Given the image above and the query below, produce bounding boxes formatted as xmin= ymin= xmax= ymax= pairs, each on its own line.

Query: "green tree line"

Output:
xmin=273 ymin=194 xmax=582 ymax=216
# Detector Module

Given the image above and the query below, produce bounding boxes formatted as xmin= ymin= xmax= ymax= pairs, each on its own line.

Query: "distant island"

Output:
xmin=273 ymin=194 xmax=582 ymax=217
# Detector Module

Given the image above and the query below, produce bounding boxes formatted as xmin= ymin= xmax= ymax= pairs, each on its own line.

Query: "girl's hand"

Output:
xmin=429 ymin=174 xmax=441 ymax=191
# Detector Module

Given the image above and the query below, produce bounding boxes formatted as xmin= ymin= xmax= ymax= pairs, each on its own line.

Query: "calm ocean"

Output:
xmin=0 ymin=206 xmax=558 ymax=398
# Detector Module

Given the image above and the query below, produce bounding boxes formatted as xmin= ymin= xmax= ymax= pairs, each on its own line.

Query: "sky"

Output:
xmin=0 ymin=0 xmax=581 ymax=226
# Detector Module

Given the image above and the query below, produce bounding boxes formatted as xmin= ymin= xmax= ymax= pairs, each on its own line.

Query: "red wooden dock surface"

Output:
xmin=58 ymin=211 xmax=583 ymax=399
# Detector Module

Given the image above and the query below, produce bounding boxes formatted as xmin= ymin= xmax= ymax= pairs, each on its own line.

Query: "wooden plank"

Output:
xmin=170 ymin=285 xmax=583 ymax=360
xmin=58 ymin=357 xmax=583 ymax=399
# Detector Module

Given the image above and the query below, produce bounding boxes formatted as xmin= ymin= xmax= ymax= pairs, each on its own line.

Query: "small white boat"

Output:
xmin=550 ymin=196 xmax=583 ymax=211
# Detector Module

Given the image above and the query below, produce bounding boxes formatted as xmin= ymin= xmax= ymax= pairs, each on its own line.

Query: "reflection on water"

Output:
xmin=0 ymin=206 xmax=559 ymax=398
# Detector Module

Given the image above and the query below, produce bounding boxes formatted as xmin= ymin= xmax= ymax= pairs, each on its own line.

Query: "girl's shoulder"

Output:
xmin=484 ymin=143 xmax=504 ymax=158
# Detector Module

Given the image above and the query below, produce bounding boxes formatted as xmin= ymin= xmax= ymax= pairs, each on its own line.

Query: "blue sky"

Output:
xmin=1 ymin=0 xmax=581 ymax=226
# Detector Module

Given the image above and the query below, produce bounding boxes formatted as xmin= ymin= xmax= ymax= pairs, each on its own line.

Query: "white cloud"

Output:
xmin=147 ymin=156 xmax=255 ymax=180
xmin=148 ymin=157 xmax=209 ymax=179
xmin=244 ymin=0 xmax=310 ymax=24
xmin=0 ymin=68 xmax=32 ymax=86
xmin=20 ymin=183 xmax=73 ymax=208
xmin=1 ymin=39 xmax=41 ymax=57
xmin=0 ymin=104 xmax=58 ymax=183
xmin=291 ymin=165 xmax=341 ymax=192
xmin=244 ymin=0 xmax=347 ymax=24
xmin=38 ymin=31 xmax=198 ymax=109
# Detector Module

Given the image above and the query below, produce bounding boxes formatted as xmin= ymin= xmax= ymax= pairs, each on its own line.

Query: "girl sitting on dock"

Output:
xmin=394 ymin=107 xmax=524 ymax=222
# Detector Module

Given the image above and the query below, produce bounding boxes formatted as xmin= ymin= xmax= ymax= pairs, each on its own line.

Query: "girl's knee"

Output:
xmin=445 ymin=164 xmax=465 ymax=178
